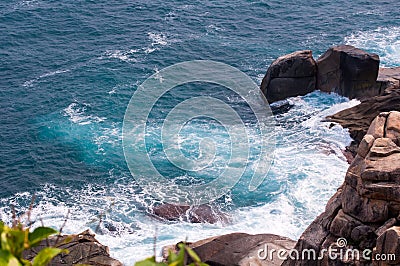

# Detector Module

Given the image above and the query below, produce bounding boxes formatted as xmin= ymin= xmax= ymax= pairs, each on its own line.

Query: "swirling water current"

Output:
xmin=1 ymin=0 xmax=400 ymax=264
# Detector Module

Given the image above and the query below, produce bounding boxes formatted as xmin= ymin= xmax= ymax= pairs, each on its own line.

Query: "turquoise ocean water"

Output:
xmin=1 ymin=0 xmax=400 ymax=264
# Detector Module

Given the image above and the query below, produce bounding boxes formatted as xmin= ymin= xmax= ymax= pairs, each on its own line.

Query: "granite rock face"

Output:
xmin=374 ymin=226 xmax=400 ymax=265
xmin=23 ymin=230 xmax=123 ymax=266
xmin=283 ymin=111 xmax=400 ymax=266
xmin=163 ymin=233 xmax=296 ymax=266
xmin=260 ymin=50 xmax=317 ymax=103
xmin=326 ymin=66 xmax=400 ymax=163
xmin=260 ymin=45 xmax=386 ymax=104
xmin=317 ymin=45 xmax=380 ymax=99
xmin=327 ymin=88 xmax=400 ymax=144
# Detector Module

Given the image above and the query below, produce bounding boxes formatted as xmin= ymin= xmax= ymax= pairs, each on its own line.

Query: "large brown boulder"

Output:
xmin=151 ymin=203 xmax=229 ymax=224
xmin=23 ymin=230 xmax=122 ymax=266
xmin=163 ymin=233 xmax=296 ymax=266
xmin=317 ymin=45 xmax=380 ymax=99
xmin=260 ymin=50 xmax=317 ymax=103
xmin=283 ymin=111 xmax=400 ymax=266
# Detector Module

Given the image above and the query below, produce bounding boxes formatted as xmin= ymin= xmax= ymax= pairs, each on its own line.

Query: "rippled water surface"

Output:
xmin=1 ymin=0 xmax=400 ymax=264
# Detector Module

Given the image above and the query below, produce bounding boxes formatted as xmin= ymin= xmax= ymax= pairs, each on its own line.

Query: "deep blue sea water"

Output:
xmin=1 ymin=0 xmax=400 ymax=264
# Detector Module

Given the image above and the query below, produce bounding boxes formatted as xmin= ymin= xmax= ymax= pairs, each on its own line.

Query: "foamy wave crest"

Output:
xmin=123 ymin=60 xmax=275 ymax=205
xmin=0 ymin=91 xmax=357 ymax=265
xmin=145 ymin=32 xmax=168 ymax=54
xmin=23 ymin=69 xmax=70 ymax=87
xmin=102 ymin=32 xmax=169 ymax=62
xmin=103 ymin=49 xmax=140 ymax=63
xmin=63 ymin=102 xmax=106 ymax=125
xmin=345 ymin=27 xmax=400 ymax=67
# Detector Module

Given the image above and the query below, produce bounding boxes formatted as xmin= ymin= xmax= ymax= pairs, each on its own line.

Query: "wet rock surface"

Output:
xmin=260 ymin=50 xmax=317 ymax=103
xmin=317 ymin=45 xmax=380 ymax=99
xmin=151 ymin=203 xmax=229 ymax=224
xmin=23 ymin=230 xmax=123 ymax=266
xmin=163 ymin=233 xmax=296 ymax=266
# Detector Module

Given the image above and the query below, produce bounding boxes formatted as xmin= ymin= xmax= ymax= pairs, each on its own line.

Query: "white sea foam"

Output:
xmin=103 ymin=49 xmax=140 ymax=63
xmin=23 ymin=69 xmax=70 ymax=87
xmin=0 ymin=92 xmax=357 ymax=265
xmin=144 ymin=32 xmax=169 ymax=54
xmin=206 ymin=24 xmax=225 ymax=34
xmin=12 ymin=0 xmax=41 ymax=11
xmin=63 ymin=102 xmax=106 ymax=125
xmin=345 ymin=26 xmax=400 ymax=66
xmin=148 ymin=32 xmax=168 ymax=47
xmin=102 ymin=32 xmax=169 ymax=62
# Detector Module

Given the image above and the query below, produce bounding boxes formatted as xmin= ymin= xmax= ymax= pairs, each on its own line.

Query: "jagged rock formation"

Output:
xmin=326 ymin=67 xmax=400 ymax=161
xmin=282 ymin=111 xmax=400 ymax=266
xmin=163 ymin=233 xmax=296 ymax=266
xmin=317 ymin=45 xmax=380 ymax=99
xmin=260 ymin=50 xmax=317 ymax=103
xmin=326 ymin=88 xmax=400 ymax=144
xmin=327 ymin=67 xmax=400 ymax=143
xmin=23 ymin=230 xmax=122 ymax=266
xmin=260 ymin=45 xmax=384 ymax=103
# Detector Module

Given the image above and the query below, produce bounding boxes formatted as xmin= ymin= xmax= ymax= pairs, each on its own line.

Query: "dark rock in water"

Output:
xmin=151 ymin=203 xmax=229 ymax=224
xmin=152 ymin=203 xmax=190 ymax=221
xmin=317 ymin=45 xmax=380 ymax=99
xmin=23 ymin=230 xmax=122 ymax=266
xmin=270 ymin=99 xmax=294 ymax=115
xmin=260 ymin=50 xmax=317 ymax=103
xmin=283 ymin=112 xmax=400 ymax=266
xmin=163 ymin=233 xmax=296 ymax=266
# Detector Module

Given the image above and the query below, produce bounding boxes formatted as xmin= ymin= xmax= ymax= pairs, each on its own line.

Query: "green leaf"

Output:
xmin=28 ymin=227 xmax=58 ymax=247
xmin=185 ymin=246 xmax=201 ymax=262
xmin=0 ymin=221 xmax=4 ymax=233
xmin=0 ymin=250 xmax=22 ymax=266
xmin=167 ymin=250 xmax=178 ymax=262
xmin=175 ymin=244 xmax=185 ymax=264
xmin=134 ymin=257 xmax=155 ymax=266
xmin=1 ymin=228 xmax=26 ymax=257
xmin=134 ymin=256 xmax=167 ymax=266
xmin=32 ymin=247 xmax=65 ymax=266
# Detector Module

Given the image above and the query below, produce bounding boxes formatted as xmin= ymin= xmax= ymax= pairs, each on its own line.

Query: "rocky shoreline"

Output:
xmin=161 ymin=45 xmax=400 ymax=266
xmin=24 ymin=45 xmax=400 ymax=265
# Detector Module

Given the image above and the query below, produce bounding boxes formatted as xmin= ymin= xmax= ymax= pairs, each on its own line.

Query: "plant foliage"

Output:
xmin=0 ymin=221 xmax=67 ymax=266
xmin=135 ymin=242 xmax=209 ymax=266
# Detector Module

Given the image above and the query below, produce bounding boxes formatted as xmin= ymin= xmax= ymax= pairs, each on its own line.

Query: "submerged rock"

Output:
xmin=260 ymin=50 xmax=317 ymax=103
xmin=151 ymin=203 xmax=229 ymax=224
xmin=23 ymin=230 xmax=122 ymax=266
xmin=270 ymin=99 xmax=295 ymax=115
xmin=317 ymin=45 xmax=380 ymax=99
